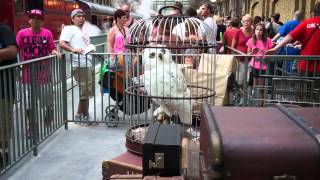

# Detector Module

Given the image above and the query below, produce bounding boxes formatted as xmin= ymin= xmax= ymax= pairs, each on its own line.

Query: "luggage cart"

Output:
xmin=248 ymin=56 xmax=320 ymax=107
xmin=271 ymin=78 xmax=320 ymax=106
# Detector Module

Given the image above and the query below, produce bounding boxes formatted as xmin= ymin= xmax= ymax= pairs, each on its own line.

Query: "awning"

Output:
xmin=76 ymin=0 xmax=143 ymax=18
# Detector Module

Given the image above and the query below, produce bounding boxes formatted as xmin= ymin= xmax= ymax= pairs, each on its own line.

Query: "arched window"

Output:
xmin=27 ymin=0 xmax=43 ymax=11
xmin=15 ymin=0 xmax=25 ymax=12
xmin=251 ymin=2 xmax=259 ymax=16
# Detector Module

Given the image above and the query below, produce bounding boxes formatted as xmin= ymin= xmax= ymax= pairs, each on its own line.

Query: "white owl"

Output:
xmin=137 ymin=45 xmax=193 ymax=125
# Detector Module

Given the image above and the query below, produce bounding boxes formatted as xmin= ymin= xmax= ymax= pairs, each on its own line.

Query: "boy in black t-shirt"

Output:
xmin=0 ymin=23 xmax=18 ymax=169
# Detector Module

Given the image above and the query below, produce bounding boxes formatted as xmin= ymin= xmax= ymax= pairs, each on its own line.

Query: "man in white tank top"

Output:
xmin=199 ymin=2 xmax=218 ymax=46
xmin=59 ymin=9 xmax=96 ymax=125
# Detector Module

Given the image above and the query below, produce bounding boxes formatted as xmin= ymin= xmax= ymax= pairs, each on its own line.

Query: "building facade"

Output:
xmin=213 ymin=0 xmax=244 ymax=17
xmin=213 ymin=0 xmax=319 ymax=22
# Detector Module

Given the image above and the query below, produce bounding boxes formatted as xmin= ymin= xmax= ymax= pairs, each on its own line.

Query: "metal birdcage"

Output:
xmin=121 ymin=6 xmax=217 ymax=155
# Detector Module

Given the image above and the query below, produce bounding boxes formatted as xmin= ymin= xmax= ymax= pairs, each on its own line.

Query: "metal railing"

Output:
xmin=0 ymin=34 xmax=107 ymax=176
xmin=64 ymin=52 xmax=151 ymax=127
xmin=226 ymin=46 xmax=320 ymax=107
xmin=0 ymin=54 xmax=67 ymax=175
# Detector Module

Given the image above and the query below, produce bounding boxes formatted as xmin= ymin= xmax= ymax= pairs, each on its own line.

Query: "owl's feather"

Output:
xmin=140 ymin=45 xmax=193 ymax=124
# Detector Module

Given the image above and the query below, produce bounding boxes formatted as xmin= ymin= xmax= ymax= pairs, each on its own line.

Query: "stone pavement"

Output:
xmin=4 ymin=123 xmax=127 ymax=180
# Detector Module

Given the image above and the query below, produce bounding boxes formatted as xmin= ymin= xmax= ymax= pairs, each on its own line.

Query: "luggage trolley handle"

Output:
xmin=276 ymin=103 xmax=320 ymax=144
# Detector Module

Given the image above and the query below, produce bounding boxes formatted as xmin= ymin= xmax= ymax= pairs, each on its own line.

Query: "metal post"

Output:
xmin=243 ymin=56 xmax=249 ymax=106
xmin=30 ymin=63 xmax=38 ymax=156
xmin=61 ymin=55 xmax=68 ymax=130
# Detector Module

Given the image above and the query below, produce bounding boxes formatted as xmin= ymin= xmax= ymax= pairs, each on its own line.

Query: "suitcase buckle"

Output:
xmin=149 ymin=153 xmax=164 ymax=169
xmin=273 ymin=175 xmax=297 ymax=180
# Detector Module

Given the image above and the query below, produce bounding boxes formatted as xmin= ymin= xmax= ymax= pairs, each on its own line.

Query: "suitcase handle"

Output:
xmin=273 ymin=175 xmax=296 ymax=180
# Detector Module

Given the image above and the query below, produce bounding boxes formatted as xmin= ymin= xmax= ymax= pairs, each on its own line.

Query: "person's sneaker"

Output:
xmin=0 ymin=154 xmax=3 ymax=170
xmin=0 ymin=152 xmax=5 ymax=170
xmin=106 ymin=114 xmax=118 ymax=127
xmin=237 ymin=97 xmax=244 ymax=107
xmin=44 ymin=109 xmax=54 ymax=127
xmin=81 ymin=115 xmax=98 ymax=126
xmin=74 ymin=114 xmax=82 ymax=124
xmin=0 ymin=151 xmax=9 ymax=169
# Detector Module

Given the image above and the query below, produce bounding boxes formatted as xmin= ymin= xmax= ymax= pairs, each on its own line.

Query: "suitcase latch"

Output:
xmin=273 ymin=175 xmax=297 ymax=180
xmin=149 ymin=153 xmax=164 ymax=169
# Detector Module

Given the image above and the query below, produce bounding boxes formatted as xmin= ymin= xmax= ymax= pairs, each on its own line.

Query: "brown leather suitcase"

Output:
xmin=102 ymin=151 xmax=142 ymax=180
xmin=110 ymin=174 xmax=143 ymax=179
xmin=200 ymin=103 xmax=320 ymax=180
xmin=109 ymin=174 xmax=184 ymax=180
xmin=143 ymin=176 xmax=184 ymax=180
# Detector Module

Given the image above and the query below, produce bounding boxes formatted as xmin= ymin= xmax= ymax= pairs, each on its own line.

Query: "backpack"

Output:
xmin=267 ymin=22 xmax=276 ymax=38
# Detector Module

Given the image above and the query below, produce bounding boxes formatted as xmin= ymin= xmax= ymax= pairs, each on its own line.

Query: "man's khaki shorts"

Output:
xmin=72 ymin=67 xmax=94 ymax=100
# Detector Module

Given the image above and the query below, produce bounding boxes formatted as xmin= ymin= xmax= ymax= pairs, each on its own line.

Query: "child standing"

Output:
xmin=246 ymin=23 xmax=273 ymax=106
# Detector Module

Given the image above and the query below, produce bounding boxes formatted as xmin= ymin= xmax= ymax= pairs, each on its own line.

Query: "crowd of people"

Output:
xmin=215 ymin=2 xmax=320 ymax=106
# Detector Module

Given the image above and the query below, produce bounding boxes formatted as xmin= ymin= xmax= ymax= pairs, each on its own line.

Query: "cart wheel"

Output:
xmin=105 ymin=105 xmax=119 ymax=127
xmin=233 ymin=91 xmax=242 ymax=106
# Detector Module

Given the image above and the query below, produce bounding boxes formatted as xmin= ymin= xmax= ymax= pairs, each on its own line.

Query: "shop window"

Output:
xmin=15 ymin=0 xmax=26 ymax=13
xmin=27 ymin=0 xmax=43 ymax=10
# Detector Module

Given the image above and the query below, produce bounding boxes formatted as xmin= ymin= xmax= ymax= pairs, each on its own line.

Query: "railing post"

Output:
xmin=243 ymin=56 xmax=249 ymax=107
xmin=61 ymin=54 xmax=68 ymax=130
xmin=265 ymin=57 xmax=271 ymax=105
xmin=30 ymin=63 xmax=38 ymax=156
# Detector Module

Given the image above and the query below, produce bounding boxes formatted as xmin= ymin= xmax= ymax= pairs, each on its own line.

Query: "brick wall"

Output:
xmin=251 ymin=0 xmax=263 ymax=17
xmin=218 ymin=0 xmax=319 ymax=23
xmin=273 ymin=0 xmax=294 ymax=22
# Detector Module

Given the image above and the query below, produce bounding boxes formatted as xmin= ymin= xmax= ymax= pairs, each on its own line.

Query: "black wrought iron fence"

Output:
xmin=0 ymin=54 xmax=67 ymax=175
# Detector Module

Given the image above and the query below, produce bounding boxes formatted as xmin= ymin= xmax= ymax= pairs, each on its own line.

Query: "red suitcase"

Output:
xmin=102 ymin=151 xmax=142 ymax=180
xmin=200 ymin=104 xmax=320 ymax=180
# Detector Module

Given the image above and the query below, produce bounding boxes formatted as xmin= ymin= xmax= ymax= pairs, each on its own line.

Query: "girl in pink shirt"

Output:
xmin=246 ymin=23 xmax=273 ymax=71
xmin=246 ymin=23 xmax=273 ymax=106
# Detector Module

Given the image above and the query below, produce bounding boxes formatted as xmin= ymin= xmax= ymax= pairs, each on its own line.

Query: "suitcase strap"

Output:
xmin=276 ymin=104 xmax=320 ymax=145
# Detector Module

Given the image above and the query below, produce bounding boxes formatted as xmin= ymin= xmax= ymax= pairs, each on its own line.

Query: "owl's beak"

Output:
xmin=158 ymin=53 xmax=163 ymax=61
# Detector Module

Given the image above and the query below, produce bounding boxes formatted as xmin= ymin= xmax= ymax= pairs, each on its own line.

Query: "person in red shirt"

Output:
xmin=266 ymin=2 xmax=320 ymax=74
xmin=231 ymin=14 xmax=253 ymax=86
xmin=223 ymin=17 xmax=240 ymax=54
xmin=232 ymin=14 xmax=253 ymax=56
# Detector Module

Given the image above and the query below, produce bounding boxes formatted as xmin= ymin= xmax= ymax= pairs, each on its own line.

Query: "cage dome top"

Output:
xmin=126 ymin=6 xmax=216 ymax=49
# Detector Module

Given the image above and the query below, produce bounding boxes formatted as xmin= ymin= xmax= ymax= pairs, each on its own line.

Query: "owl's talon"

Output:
xmin=156 ymin=112 xmax=169 ymax=124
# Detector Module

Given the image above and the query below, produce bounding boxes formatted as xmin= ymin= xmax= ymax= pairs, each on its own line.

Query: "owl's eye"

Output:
xmin=161 ymin=49 xmax=166 ymax=53
xmin=149 ymin=52 xmax=155 ymax=58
